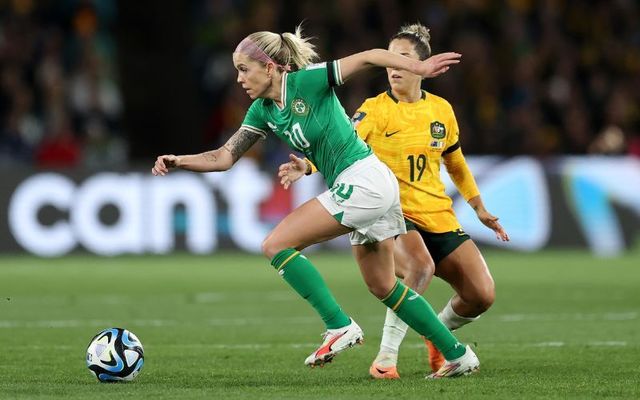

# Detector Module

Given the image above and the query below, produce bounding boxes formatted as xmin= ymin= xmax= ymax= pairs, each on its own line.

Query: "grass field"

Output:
xmin=1 ymin=249 xmax=639 ymax=399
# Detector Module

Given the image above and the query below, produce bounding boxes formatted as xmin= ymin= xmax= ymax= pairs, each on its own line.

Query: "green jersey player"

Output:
xmin=152 ymin=25 xmax=479 ymax=378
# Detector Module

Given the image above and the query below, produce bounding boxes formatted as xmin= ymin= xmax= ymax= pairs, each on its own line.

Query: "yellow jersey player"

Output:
xmin=356 ymin=23 xmax=510 ymax=379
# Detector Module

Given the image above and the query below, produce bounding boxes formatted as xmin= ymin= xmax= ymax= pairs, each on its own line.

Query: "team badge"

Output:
xmin=292 ymin=98 xmax=309 ymax=116
xmin=351 ymin=111 xmax=366 ymax=128
xmin=430 ymin=121 xmax=446 ymax=139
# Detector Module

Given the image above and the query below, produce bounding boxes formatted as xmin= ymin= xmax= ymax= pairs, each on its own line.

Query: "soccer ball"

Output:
xmin=86 ymin=328 xmax=144 ymax=382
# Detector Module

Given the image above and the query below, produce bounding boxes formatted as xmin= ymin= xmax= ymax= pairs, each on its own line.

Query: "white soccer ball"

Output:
xmin=86 ymin=328 xmax=144 ymax=382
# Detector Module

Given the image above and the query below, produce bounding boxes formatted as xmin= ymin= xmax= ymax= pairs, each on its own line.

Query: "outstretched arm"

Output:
xmin=338 ymin=49 xmax=461 ymax=82
xmin=151 ymin=128 xmax=262 ymax=175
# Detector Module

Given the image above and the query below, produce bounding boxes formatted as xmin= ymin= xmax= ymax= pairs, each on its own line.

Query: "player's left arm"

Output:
xmin=337 ymin=49 xmax=461 ymax=83
xmin=443 ymin=143 xmax=509 ymax=242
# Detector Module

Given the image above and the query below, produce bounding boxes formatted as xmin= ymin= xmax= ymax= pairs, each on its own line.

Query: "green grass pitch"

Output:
xmin=0 ymin=249 xmax=639 ymax=399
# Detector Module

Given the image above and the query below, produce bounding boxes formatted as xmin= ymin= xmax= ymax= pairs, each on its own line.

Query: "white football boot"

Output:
xmin=304 ymin=319 xmax=364 ymax=367
xmin=426 ymin=345 xmax=479 ymax=378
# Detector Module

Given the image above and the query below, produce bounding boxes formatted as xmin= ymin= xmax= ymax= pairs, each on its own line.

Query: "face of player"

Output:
xmin=387 ymin=38 xmax=423 ymax=94
xmin=233 ymin=52 xmax=272 ymax=100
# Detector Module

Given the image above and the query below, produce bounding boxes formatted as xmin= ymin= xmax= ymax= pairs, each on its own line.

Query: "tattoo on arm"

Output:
xmin=224 ymin=128 xmax=262 ymax=162
xmin=203 ymin=151 xmax=218 ymax=163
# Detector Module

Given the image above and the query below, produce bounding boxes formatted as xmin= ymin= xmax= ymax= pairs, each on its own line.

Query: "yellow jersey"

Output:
xmin=353 ymin=90 xmax=480 ymax=233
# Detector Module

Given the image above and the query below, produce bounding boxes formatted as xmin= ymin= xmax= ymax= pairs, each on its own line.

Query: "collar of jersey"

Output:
xmin=275 ymin=72 xmax=288 ymax=111
xmin=386 ymin=89 xmax=426 ymax=104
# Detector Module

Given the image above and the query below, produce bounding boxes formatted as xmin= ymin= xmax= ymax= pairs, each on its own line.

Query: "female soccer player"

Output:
xmin=152 ymin=26 xmax=478 ymax=378
xmin=278 ymin=23 xmax=509 ymax=379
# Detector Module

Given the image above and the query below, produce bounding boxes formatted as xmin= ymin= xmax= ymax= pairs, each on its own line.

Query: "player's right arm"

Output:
xmin=443 ymin=145 xmax=509 ymax=242
xmin=151 ymin=128 xmax=262 ymax=175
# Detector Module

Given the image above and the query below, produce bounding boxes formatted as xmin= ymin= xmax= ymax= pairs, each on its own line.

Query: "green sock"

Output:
xmin=381 ymin=280 xmax=466 ymax=360
xmin=271 ymin=248 xmax=351 ymax=330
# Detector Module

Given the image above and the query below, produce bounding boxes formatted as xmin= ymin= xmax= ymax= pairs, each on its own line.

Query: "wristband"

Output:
xmin=304 ymin=159 xmax=313 ymax=175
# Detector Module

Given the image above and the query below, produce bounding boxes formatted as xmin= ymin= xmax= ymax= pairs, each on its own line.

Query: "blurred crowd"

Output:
xmin=1 ymin=1 xmax=639 ymax=170
xmin=195 ymin=0 xmax=640 ymax=160
xmin=0 ymin=0 xmax=125 ymax=169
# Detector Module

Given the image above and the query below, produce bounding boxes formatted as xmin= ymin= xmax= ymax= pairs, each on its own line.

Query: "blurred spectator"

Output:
xmin=0 ymin=0 xmax=124 ymax=169
xmin=2 ymin=0 xmax=639 ymax=168
xmin=193 ymin=0 xmax=640 ymax=159
xmin=34 ymin=115 xmax=81 ymax=168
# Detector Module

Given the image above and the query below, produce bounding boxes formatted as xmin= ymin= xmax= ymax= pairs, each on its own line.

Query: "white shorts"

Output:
xmin=317 ymin=154 xmax=406 ymax=245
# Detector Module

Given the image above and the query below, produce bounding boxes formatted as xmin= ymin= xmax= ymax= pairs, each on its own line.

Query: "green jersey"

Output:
xmin=241 ymin=61 xmax=372 ymax=187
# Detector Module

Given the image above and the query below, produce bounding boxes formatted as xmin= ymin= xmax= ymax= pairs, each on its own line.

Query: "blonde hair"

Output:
xmin=243 ymin=25 xmax=318 ymax=71
xmin=391 ymin=23 xmax=432 ymax=60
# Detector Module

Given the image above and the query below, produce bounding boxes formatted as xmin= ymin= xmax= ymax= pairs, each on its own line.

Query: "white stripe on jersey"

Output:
xmin=240 ymin=124 xmax=267 ymax=138
xmin=334 ymin=60 xmax=344 ymax=86
xmin=305 ymin=62 xmax=327 ymax=70
xmin=276 ymin=73 xmax=288 ymax=111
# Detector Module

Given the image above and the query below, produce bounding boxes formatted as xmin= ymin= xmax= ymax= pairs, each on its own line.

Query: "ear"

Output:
xmin=266 ymin=62 xmax=277 ymax=76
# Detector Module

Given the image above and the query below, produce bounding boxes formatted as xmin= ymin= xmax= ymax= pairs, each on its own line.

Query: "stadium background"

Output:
xmin=0 ymin=0 xmax=638 ymax=257
xmin=0 ymin=1 xmax=639 ymax=399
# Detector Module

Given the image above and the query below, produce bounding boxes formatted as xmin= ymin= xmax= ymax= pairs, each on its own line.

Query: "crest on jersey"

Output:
xmin=351 ymin=111 xmax=366 ymax=128
xmin=430 ymin=121 xmax=446 ymax=139
xmin=292 ymin=98 xmax=309 ymax=116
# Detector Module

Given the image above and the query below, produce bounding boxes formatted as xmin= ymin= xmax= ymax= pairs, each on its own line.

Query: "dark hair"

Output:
xmin=390 ymin=23 xmax=432 ymax=60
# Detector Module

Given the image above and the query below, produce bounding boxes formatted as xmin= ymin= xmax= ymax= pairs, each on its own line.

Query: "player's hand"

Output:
xmin=152 ymin=155 xmax=179 ymax=176
xmin=418 ymin=52 xmax=461 ymax=78
xmin=476 ymin=209 xmax=510 ymax=242
xmin=278 ymin=154 xmax=307 ymax=189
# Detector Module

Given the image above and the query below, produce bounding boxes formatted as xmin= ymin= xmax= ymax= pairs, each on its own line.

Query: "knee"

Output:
xmin=261 ymin=235 xmax=285 ymax=260
xmin=399 ymin=252 xmax=434 ymax=292
xmin=410 ymin=252 xmax=435 ymax=281
xmin=366 ymin=279 xmax=396 ymax=300
xmin=473 ymin=284 xmax=495 ymax=314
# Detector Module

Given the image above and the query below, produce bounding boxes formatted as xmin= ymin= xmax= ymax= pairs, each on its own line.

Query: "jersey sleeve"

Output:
xmin=352 ymin=99 xmax=378 ymax=142
xmin=442 ymin=106 xmax=460 ymax=155
xmin=240 ymin=100 xmax=268 ymax=138
xmin=295 ymin=61 xmax=344 ymax=95
xmin=442 ymin=107 xmax=480 ymax=201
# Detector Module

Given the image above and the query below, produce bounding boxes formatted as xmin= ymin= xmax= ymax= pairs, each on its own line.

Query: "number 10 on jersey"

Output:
xmin=284 ymin=122 xmax=310 ymax=151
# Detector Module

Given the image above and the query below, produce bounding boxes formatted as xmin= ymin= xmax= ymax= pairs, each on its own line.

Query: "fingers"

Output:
xmin=436 ymin=52 xmax=462 ymax=58
xmin=280 ymin=174 xmax=290 ymax=189
xmin=495 ymin=230 xmax=509 ymax=242
xmin=424 ymin=52 xmax=461 ymax=77
xmin=152 ymin=157 xmax=168 ymax=176
xmin=278 ymin=165 xmax=290 ymax=177
xmin=492 ymin=221 xmax=510 ymax=242
xmin=289 ymin=153 xmax=307 ymax=170
xmin=479 ymin=212 xmax=509 ymax=242
xmin=432 ymin=66 xmax=449 ymax=76
xmin=498 ymin=227 xmax=510 ymax=242
xmin=433 ymin=52 xmax=461 ymax=62
xmin=279 ymin=171 xmax=293 ymax=190
xmin=151 ymin=155 xmax=177 ymax=176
